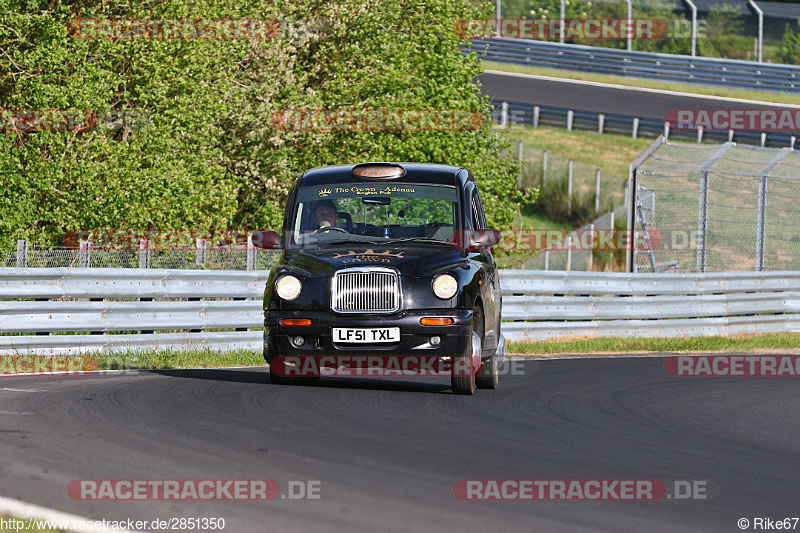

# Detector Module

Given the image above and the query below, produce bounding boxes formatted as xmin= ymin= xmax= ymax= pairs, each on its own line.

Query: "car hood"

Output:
xmin=283 ymin=244 xmax=467 ymax=278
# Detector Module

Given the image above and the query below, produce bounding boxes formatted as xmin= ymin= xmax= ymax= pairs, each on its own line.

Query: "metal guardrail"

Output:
xmin=500 ymin=270 xmax=800 ymax=342
xmin=470 ymin=38 xmax=800 ymax=93
xmin=2 ymin=268 xmax=800 ymax=354
xmin=493 ymin=101 xmax=798 ymax=149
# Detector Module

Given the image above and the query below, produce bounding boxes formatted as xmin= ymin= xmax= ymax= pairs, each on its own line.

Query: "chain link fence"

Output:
xmin=632 ymin=138 xmax=800 ymax=272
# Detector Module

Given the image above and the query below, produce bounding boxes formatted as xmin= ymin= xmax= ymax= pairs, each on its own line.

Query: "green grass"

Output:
xmin=42 ymin=332 xmax=800 ymax=372
xmin=482 ymin=60 xmax=800 ymax=105
xmin=500 ymin=125 xmax=653 ymax=180
xmin=93 ymin=348 xmax=264 ymax=370
xmin=509 ymin=332 xmax=800 ymax=355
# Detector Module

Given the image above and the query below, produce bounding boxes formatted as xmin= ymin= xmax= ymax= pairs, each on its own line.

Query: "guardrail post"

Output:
xmin=595 ymin=169 xmax=601 ymax=214
xmin=567 ymin=110 xmax=574 ymax=132
xmin=568 ymin=161 xmax=573 ymax=213
xmin=500 ymin=101 xmax=508 ymax=127
xmin=15 ymin=239 xmax=27 ymax=268
xmin=196 ymin=238 xmax=207 ymax=267
xmin=632 ymin=117 xmax=639 ymax=139
xmin=598 ymin=114 xmax=605 ymax=134
xmin=139 ymin=239 xmax=150 ymax=269
xmin=566 ymin=233 xmax=573 ymax=271
xmin=79 ymin=240 xmax=91 ymax=268
xmin=587 ymin=224 xmax=594 ymax=271
xmin=533 ymin=106 xmax=540 ymax=128
xmin=247 ymin=235 xmax=256 ymax=271
xmin=542 ymin=151 xmax=548 ymax=187
xmin=544 ymin=250 xmax=549 ymax=271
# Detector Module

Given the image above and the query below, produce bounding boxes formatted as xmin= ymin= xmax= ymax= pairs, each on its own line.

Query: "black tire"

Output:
xmin=452 ymin=307 xmax=481 ymax=395
xmin=476 ymin=351 xmax=499 ymax=389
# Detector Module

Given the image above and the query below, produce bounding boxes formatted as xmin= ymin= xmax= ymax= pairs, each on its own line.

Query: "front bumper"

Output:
xmin=264 ymin=308 xmax=473 ymax=362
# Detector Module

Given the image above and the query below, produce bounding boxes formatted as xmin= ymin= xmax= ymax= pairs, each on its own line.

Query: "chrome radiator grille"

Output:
xmin=332 ymin=268 xmax=400 ymax=313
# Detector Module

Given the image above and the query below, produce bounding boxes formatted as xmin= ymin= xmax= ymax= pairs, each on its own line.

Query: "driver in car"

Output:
xmin=313 ymin=200 xmax=339 ymax=230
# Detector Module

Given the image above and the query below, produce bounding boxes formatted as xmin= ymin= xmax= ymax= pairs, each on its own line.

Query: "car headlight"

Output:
xmin=275 ymin=275 xmax=302 ymax=300
xmin=432 ymin=273 xmax=458 ymax=299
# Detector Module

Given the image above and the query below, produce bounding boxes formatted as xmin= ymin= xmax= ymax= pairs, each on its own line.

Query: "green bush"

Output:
xmin=0 ymin=0 xmax=527 ymax=248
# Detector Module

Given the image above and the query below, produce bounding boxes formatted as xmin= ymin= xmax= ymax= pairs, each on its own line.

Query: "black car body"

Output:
xmin=253 ymin=162 xmax=504 ymax=394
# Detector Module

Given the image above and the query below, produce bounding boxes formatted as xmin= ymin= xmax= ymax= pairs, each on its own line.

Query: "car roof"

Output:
xmin=297 ymin=163 xmax=471 ymax=187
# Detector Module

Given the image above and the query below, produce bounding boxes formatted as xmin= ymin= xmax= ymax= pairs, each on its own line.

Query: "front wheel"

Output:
xmin=452 ymin=307 xmax=482 ymax=395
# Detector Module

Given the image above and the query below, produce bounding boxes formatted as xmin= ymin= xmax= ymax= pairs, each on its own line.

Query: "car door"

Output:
xmin=471 ymin=187 xmax=499 ymax=352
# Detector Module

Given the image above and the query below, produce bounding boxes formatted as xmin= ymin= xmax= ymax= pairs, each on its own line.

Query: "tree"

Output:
xmin=778 ymin=20 xmax=800 ymax=65
xmin=0 ymin=0 xmax=527 ymax=248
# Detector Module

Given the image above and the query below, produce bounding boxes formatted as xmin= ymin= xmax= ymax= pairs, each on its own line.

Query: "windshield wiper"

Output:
xmin=381 ymin=237 xmax=451 ymax=245
xmin=315 ymin=239 xmax=378 ymax=246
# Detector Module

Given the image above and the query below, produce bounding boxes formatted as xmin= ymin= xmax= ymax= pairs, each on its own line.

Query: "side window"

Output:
xmin=474 ymin=189 xmax=488 ymax=229
xmin=471 ymin=190 xmax=486 ymax=230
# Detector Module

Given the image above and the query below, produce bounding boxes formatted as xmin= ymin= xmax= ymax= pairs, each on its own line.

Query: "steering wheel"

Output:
xmin=312 ymin=225 xmax=349 ymax=235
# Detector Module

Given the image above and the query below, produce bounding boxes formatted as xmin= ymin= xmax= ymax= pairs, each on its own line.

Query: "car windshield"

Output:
xmin=288 ymin=183 xmax=459 ymax=248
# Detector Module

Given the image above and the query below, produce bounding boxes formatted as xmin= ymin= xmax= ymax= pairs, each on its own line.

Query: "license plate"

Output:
xmin=332 ymin=327 xmax=400 ymax=343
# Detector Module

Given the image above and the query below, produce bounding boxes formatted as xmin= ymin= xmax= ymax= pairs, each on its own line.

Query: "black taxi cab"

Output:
xmin=252 ymin=162 xmax=504 ymax=394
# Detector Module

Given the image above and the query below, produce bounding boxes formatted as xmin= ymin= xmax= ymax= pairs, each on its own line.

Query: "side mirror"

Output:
xmin=251 ymin=231 xmax=281 ymax=249
xmin=451 ymin=229 xmax=502 ymax=251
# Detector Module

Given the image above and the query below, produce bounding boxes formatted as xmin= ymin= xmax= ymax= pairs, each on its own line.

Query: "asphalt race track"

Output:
xmin=0 ymin=358 xmax=798 ymax=532
xmin=478 ymin=71 xmax=800 ymax=121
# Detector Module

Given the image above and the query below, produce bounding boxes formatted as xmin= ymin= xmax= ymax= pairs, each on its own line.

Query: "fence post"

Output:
xmin=195 ymin=238 xmax=207 ymax=267
xmin=696 ymin=143 xmax=734 ymax=273
xmin=16 ymin=239 xmax=27 ymax=268
xmin=663 ymin=121 xmax=670 ymax=140
xmin=595 ymin=169 xmax=601 ymax=214
xmin=500 ymin=101 xmax=508 ymax=127
xmin=247 ymin=234 xmax=256 ymax=271
xmin=79 ymin=240 xmax=91 ymax=268
xmin=791 ymin=136 xmax=796 ymax=150
xmin=587 ymin=223 xmax=594 ymax=271
xmin=760 ymin=132 xmax=766 ymax=147
xmin=544 ymin=250 xmax=549 ymax=271
xmin=697 ymin=126 xmax=704 ymax=143
xmin=567 ymin=109 xmax=574 ymax=132
xmin=632 ymin=117 xmax=639 ymax=139
xmin=567 ymin=160 xmax=573 ymax=213
xmin=139 ymin=239 xmax=150 ymax=269
xmin=756 ymin=148 xmax=792 ymax=271
xmin=533 ymin=106 xmax=540 ymax=128
xmin=542 ymin=151 xmax=548 ymax=187
xmin=728 ymin=129 xmax=735 ymax=142
xmin=598 ymin=113 xmax=605 ymax=134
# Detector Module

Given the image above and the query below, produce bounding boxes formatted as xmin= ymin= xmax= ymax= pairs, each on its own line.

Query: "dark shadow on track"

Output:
xmin=148 ymin=368 xmax=453 ymax=394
